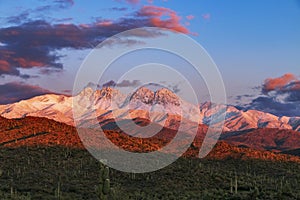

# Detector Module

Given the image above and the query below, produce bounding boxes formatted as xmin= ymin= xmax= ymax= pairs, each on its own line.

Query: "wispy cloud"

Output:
xmin=109 ymin=7 xmax=128 ymax=11
xmin=6 ymin=11 xmax=30 ymax=24
xmin=114 ymin=0 xmax=140 ymax=5
xmin=202 ymin=13 xmax=211 ymax=20
xmin=136 ymin=5 xmax=189 ymax=33
xmin=6 ymin=0 xmax=74 ymax=25
xmin=102 ymin=80 xmax=141 ymax=88
xmin=126 ymin=0 xmax=140 ymax=4
xmin=186 ymin=15 xmax=195 ymax=20
xmin=53 ymin=0 xmax=74 ymax=8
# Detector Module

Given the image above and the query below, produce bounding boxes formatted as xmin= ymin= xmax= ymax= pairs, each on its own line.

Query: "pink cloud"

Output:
xmin=0 ymin=60 xmax=10 ymax=72
xmin=263 ymin=73 xmax=298 ymax=92
xmin=96 ymin=20 xmax=113 ymax=27
xmin=138 ymin=5 xmax=189 ymax=34
xmin=186 ymin=15 xmax=195 ymax=20
xmin=126 ymin=0 xmax=139 ymax=4
xmin=116 ymin=0 xmax=140 ymax=5
xmin=202 ymin=13 xmax=211 ymax=20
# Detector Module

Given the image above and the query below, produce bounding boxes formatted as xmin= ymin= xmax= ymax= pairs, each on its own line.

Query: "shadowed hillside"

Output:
xmin=1 ymin=116 xmax=300 ymax=162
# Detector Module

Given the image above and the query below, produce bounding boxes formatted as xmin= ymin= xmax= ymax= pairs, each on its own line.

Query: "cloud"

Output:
xmin=0 ymin=82 xmax=53 ymax=104
xmin=54 ymin=17 xmax=73 ymax=22
xmin=244 ymin=73 xmax=300 ymax=116
xmin=0 ymin=6 xmax=190 ymax=78
xmin=6 ymin=11 xmax=30 ymax=24
xmin=6 ymin=0 xmax=74 ymax=25
xmin=52 ymin=0 xmax=74 ymax=9
xmin=246 ymin=96 xmax=300 ymax=117
xmin=102 ymin=80 xmax=141 ymax=88
xmin=202 ymin=13 xmax=211 ymax=20
xmin=262 ymin=73 xmax=298 ymax=93
xmin=136 ymin=5 xmax=189 ymax=34
xmin=126 ymin=0 xmax=140 ymax=4
xmin=235 ymin=94 xmax=255 ymax=101
xmin=171 ymin=84 xmax=180 ymax=93
xmin=61 ymin=89 xmax=72 ymax=94
xmin=186 ymin=15 xmax=195 ymax=20
xmin=114 ymin=0 xmax=140 ymax=5
xmin=97 ymin=37 xmax=146 ymax=48
xmin=110 ymin=7 xmax=128 ymax=11
xmin=102 ymin=80 xmax=116 ymax=88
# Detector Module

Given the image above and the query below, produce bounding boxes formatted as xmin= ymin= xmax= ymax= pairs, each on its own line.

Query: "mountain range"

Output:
xmin=1 ymin=86 xmax=300 ymax=155
xmin=1 ymin=86 xmax=299 ymax=132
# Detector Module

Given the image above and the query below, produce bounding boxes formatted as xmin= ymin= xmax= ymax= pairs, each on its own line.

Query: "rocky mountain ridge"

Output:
xmin=0 ymin=86 xmax=299 ymax=132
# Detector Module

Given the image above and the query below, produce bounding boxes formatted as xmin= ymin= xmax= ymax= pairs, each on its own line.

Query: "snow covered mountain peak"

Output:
xmin=130 ymin=87 xmax=155 ymax=104
xmin=154 ymin=88 xmax=180 ymax=106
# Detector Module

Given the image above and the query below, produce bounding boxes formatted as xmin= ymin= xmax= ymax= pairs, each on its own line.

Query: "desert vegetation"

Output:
xmin=1 ymin=117 xmax=300 ymax=199
xmin=1 ymin=146 xmax=300 ymax=199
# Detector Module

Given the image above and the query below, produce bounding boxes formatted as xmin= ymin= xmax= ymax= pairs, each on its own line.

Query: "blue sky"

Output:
xmin=0 ymin=0 xmax=299 ymax=115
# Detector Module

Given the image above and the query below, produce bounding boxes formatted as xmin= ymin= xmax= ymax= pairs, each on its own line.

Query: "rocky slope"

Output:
xmin=221 ymin=128 xmax=300 ymax=152
xmin=1 ymin=116 xmax=300 ymax=163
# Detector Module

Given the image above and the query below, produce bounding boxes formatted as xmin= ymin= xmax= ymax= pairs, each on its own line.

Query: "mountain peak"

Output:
xmin=154 ymin=88 xmax=180 ymax=106
xmin=78 ymin=87 xmax=94 ymax=97
xmin=94 ymin=87 xmax=120 ymax=99
xmin=131 ymin=87 xmax=155 ymax=104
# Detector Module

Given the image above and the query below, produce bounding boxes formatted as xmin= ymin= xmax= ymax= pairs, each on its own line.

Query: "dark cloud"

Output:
xmin=102 ymin=80 xmax=141 ymax=88
xmin=0 ymin=5 xmax=189 ymax=78
xmin=61 ymin=89 xmax=71 ymax=93
xmin=110 ymin=7 xmax=128 ymax=11
xmin=19 ymin=74 xmax=39 ymax=79
xmin=171 ymin=84 xmax=180 ymax=94
xmin=54 ymin=0 xmax=74 ymax=8
xmin=114 ymin=0 xmax=140 ymax=5
xmin=97 ymin=37 xmax=145 ymax=48
xmin=102 ymin=80 xmax=116 ymax=88
xmin=6 ymin=11 xmax=30 ymax=24
xmin=38 ymin=68 xmax=63 ymax=75
xmin=246 ymin=96 xmax=300 ymax=117
xmin=37 ymin=0 xmax=74 ymax=10
xmin=126 ymin=0 xmax=140 ymax=4
xmin=54 ymin=17 xmax=73 ymax=22
xmin=244 ymin=74 xmax=300 ymax=117
xmin=61 ymin=89 xmax=72 ymax=95
xmin=117 ymin=80 xmax=141 ymax=87
xmin=0 ymin=82 xmax=53 ymax=104
xmin=235 ymin=94 xmax=255 ymax=101
xmin=6 ymin=0 xmax=74 ymax=25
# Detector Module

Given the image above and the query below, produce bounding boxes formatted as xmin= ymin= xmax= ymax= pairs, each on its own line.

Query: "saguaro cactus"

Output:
xmin=234 ymin=173 xmax=238 ymax=194
xmin=55 ymin=176 xmax=61 ymax=200
xmin=96 ymin=164 xmax=111 ymax=200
